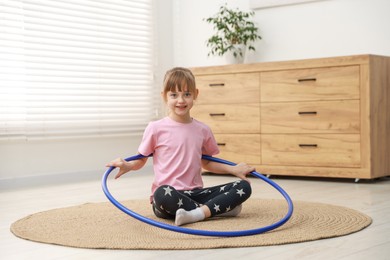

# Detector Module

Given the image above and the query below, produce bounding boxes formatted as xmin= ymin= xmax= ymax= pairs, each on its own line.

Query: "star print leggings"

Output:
xmin=152 ymin=180 xmax=251 ymax=219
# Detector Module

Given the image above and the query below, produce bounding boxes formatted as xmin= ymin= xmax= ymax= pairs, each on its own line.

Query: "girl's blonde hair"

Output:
xmin=162 ymin=67 xmax=197 ymax=98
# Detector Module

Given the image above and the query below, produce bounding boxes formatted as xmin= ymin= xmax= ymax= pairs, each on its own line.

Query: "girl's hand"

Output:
xmin=231 ymin=163 xmax=255 ymax=182
xmin=105 ymin=158 xmax=133 ymax=179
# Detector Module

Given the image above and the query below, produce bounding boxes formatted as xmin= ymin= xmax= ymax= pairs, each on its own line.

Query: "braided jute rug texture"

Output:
xmin=10 ymin=199 xmax=371 ymax=250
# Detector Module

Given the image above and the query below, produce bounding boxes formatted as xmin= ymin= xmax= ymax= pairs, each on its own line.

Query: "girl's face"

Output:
xmin=164 ymin=86 xmax=198 ymax=123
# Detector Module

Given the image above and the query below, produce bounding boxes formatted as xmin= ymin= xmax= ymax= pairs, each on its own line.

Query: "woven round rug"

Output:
xmin=10 ymin=199 xmax=371 ymax=250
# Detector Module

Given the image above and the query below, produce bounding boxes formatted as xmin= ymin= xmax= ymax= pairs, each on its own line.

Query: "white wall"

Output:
xmin=0 ymin=136 xmax=143 ymax=185
xmin=173 ymin=0 xmax=390 ymax=67
xmin=3 ymin=0 xmax=390 ymax=187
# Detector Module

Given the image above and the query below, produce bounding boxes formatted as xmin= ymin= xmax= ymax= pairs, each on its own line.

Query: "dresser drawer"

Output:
xmin=261 ymin=134 xmax=361 ymax=167
xmin=260 ymin=66 xmax=360 ymax=102
xmin=192 ymin=104 xmax=260 ymax=134
xmin=195 ymin=73 xmax=260 ymax=104
xmin=214 ymin=134 xmax=261 ymax=165
xmin=261 ymin=100 xmax=360 ymax=133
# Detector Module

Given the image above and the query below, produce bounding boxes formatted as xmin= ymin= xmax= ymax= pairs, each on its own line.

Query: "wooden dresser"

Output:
xmin=191 ymin=54 xmax=390 ymax=180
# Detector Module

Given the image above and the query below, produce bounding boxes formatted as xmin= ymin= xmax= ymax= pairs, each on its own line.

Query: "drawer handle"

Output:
xmin=299 ymin=144 xmax=318 ymax=148
xmin=217 ymin=143 xmax=226 ymax=146
xmin=209 ymin=83 xmax=225 ymax=87
xmin=209 ymin=113 xmax=226 ymax=116
xmin=298 ymin=78 xmax=317 ymax=83
xmin=298 ymin=111 xmax=317 ymax=115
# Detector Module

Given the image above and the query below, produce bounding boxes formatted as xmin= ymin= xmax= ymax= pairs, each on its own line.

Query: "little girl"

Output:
xmin=106 ymin=67 xmax=254 ymax=226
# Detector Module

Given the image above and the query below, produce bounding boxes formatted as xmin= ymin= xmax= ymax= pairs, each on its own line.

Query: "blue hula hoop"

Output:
xmin=102 ymin=154 xmax=294 ymax=237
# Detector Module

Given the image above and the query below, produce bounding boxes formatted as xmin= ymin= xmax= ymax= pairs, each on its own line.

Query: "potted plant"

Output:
xmin=204 ymin=4 xmax=262 ymax=63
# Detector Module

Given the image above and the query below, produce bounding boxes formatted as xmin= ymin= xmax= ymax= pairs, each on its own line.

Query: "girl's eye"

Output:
xmin=184 ymin=92 xmax=192 ymax=97
xmin=170 ymin=93 xmax=177 ymax=98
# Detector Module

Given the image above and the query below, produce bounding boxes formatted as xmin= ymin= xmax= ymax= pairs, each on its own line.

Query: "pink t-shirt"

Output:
xmin=138 ymin=117 xmax=219 ymax=198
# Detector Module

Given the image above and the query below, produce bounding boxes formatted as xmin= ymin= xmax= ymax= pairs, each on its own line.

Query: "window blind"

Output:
xmin=0 ymin=0 xmax=157 ymax=140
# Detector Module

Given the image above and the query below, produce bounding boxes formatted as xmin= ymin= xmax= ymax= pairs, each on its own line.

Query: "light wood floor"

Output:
xmin=1 ymin=171 xmax=390 ymax=260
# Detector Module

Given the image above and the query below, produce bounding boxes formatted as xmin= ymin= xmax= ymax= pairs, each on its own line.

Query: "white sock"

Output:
xmin=218 ymin=204 xmax=242 ymax=217
xmin=175 ymin=207 xmax=205 ymax=226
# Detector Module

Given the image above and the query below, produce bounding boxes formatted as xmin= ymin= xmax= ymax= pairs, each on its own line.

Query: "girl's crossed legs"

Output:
xmin=152 ymin=180 xmax=252 ymax=225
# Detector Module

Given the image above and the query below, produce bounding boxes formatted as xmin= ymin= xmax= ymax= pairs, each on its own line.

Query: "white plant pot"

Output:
xmin=225 ymin=44 xmax=246 ymax=64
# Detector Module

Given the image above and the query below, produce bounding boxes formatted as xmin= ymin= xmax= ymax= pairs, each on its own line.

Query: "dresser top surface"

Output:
xmin=190 ymin=54 xmax=389 ymax=75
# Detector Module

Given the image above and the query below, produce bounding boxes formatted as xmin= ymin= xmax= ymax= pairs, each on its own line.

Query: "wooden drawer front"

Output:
xmin=261 ymin=100 xmax=360 ymax=133
xmin=260 ymin=66 xmax=360 ymax=102
xmin=214 ymin=134 xmax=261 ymax=164
xmin=192 ymin=104 xmax=260 ymax=134
xmin=196 ymin=73 xmax=260 ymax=104
xmin=261 ymin=134 xmax=361 ymax=167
